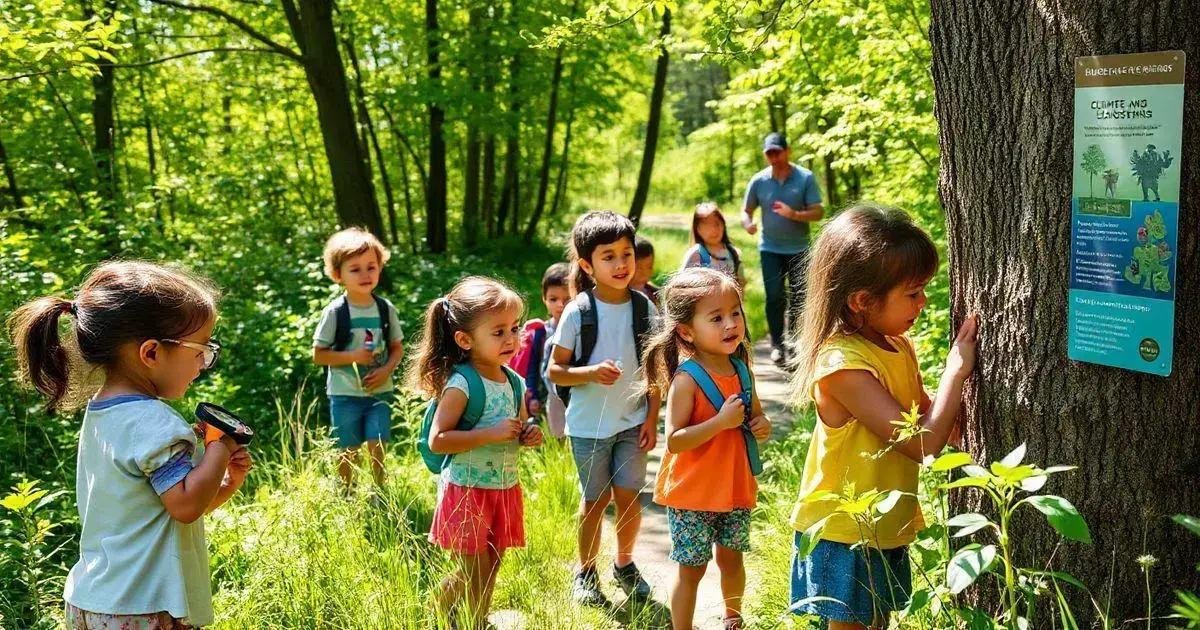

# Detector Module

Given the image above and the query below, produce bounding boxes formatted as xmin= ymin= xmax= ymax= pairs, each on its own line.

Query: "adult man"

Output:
xmin=741 ymin=132 xmax=823 ymax=368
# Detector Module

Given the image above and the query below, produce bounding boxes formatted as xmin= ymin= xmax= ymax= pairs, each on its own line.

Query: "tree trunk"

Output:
xmin=345 ymin=28 xmax=397 ymax=246
xmin=82 ymin=0 xmax=119 ymax=253
xmin=523 ymin=43 xmax=570 ymax=242
xmin=930 ymin=1 xmax=1200 ymax=622
xmin=397 ymin=139 xmax=418 ymax=254
xmin=627 ymin=8 xmax=671 ymax=228
xmin=424 ymin=0 xmax=448 ymax=252
xmin=549 ymin=105 xmax=575 ymax=220
xmin=0 ymin=134 xmax=22 ymax=209
xmin=483 ymin=135 xmax=497 ymax=237
xmin=823 ymin=154 xmax=838 ymax=209
xmin=285 ymin=0 xmax=384 ymax=237
xmin=496 ymin=52 xmax=520 ymax=238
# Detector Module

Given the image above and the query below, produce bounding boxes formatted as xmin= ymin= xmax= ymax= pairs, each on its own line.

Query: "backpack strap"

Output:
xmin=677 ymin=359 xmax=724 ymax=412
xmin=453 ymin=363 xmax=489 ymax=429
xmin=373 ymin=295 xmax=392 ymax=343
xmin=730 ymin=356 xmax=753 ymax=396
xmin=729 ymin=356 xmax=762 ymax=476
xmin=575 ymin=290 xmax=599 ymax=368
xmin=331 ymin=295 xmax=353 ymax=351
xmin=630 ymin=289 xmax=651 ymax=366
xmin=697 ymin=244 xmax=712 ymax=267
xmin=501 ymin=365 xmax=524 ymax=415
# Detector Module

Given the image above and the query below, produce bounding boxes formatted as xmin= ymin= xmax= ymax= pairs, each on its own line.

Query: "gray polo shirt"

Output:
xmin=743 ymin=164 xmax=823 ymax=254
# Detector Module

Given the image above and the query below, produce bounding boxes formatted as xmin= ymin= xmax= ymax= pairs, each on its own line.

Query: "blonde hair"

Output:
xmin=792 ymin=203 xmax=938 ymax=405
xmin=406 ymin=276 xmax=525 ymax=397
xmin=642 ymin=267 xmax=749 ymax=399
xmin=7 ymin=261 xmax=219 ymax=411
xmin=323 ymin=227 xmax=391 ymax=280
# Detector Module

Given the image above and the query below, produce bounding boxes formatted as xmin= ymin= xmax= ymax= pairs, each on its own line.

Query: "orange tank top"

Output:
xmin=653 ymin=370 xmax=757 ymax=512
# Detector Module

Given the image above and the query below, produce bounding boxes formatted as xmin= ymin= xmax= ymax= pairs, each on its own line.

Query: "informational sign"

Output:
xmin=1068 ymin=51 xmax=1185 ymax=376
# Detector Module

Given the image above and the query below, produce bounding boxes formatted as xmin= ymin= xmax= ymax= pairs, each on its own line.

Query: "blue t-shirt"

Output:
xmin=743 ymin=164 xmax=823 ymax=254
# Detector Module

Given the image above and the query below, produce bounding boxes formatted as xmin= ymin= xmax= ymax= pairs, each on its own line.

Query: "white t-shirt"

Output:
xmin=551 ymin=293 xmax=659 ymax=439
xmin=64 ymin=396 xmax=212 ymax=625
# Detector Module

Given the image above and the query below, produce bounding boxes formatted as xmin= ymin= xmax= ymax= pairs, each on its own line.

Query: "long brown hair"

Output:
xmin=792 ymin=203 xmax=938 ymax=404
xmin=6 ymin=261 xmax=219 ymax=411
xmin=692 ymin=201 xmax=740 ymax=271
xmin=407 ymin=276 xmax=525 ymax=397
xmin=643 ymin=267 xmax=750 ymax=399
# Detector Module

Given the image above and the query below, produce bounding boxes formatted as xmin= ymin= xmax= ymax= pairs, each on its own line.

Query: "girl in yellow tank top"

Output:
xmin=788 ymin=204 xmax=978 ymax=629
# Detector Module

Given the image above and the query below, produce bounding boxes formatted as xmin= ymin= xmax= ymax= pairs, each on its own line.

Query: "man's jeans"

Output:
xmin=760 ymin=249 xmax=808 ymax=348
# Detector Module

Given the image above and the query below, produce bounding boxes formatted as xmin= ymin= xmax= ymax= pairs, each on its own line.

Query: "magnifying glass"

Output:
xmin=195 ymin=402 xmax=255 ymax=445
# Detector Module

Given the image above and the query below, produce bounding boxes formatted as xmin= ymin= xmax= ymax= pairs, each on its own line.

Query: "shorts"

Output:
xmin=329 ymin=394 xmax=392 ymax=449
xmin=66 ymin=603 xmax=192 ymax=629
xmin=429 ymin=482 xmax=525 ymax=554
xmin=569 ymin=425 xmax=647 ymax=502
xmin=790 ymin=536 xmax=911 ymax=625
xmin=666 ymin=507 xmax=752 ymax=566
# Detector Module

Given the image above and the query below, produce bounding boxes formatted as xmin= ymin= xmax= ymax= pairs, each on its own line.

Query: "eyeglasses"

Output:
xmin=161 ymin=338 xmax=222 ymax=369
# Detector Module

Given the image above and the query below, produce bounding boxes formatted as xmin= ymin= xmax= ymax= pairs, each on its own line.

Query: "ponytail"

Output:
xmin=7 ymin=297 xmax=75 ymax=411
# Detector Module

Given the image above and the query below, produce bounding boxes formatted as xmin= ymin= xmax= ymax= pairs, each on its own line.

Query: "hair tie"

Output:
xmin=66 ymin=300 xmax=77 ymax=316
xmin=438 ymin=297 xmax=457 ymax=325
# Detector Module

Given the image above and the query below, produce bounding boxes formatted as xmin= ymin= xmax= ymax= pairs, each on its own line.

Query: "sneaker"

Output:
xmin=770 ymin=345 xmax=787 ymax=367
xmin=572 ymin=567 xmax=608 ymax=607
xmin=613 ymin=561 xmax=652 ymax=600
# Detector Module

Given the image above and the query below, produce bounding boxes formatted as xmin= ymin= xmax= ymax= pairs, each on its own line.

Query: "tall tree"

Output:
xmin=930 ymin=0 xmax=1199 ymax=620
xmin=627 ymin=7 xmax=670 ymax=228
xmin=424 ymin=0 xmax=448 ymax=252
xmin=148 ymin=0 xmax=384 ymax=237
xmin=0 ymin=134 xmax=22 ymax=209
xmin=522 ymin=19 xmax=573 ymax=243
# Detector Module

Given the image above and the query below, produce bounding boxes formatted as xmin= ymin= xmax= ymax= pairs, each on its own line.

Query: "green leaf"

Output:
xmin=930 ymin=451 xmax=973 ymax=471
xmin=1024 ymin=495 xmax=1092 ymax=543
xmin=1020 ymin=475 xmax=1048 ymax=492
xmin=941 ymin=476 xmax=990 ymax=490
xmin=962 ymin=464 xmax=990 ymax=478
xmin=947 ymin=544 xmax=997 ymax=594
xmin=901 ymin=588 xmax=932 ymax=616
xmin=946 ymin=512 xmax=993 ymax=537
xmin=795 ymin=516 xmax=830 ymax=560
xmin=1000 ymin=442 xmax=1027 ymax=467
xmin=1172 ymin=514 xmax=1200 ymax=538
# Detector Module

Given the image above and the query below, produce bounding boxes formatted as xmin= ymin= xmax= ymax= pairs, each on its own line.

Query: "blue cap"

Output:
xmin=763 ymin=132 xmax=788 ymax=152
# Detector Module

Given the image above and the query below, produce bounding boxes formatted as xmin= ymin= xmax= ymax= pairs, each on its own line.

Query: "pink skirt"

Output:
xmin=429 ymin=482 xmax=525 ymax=554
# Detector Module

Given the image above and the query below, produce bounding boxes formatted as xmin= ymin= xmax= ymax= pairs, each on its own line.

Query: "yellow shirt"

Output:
xmin=790 ymin=333 xmax=925 ymax=549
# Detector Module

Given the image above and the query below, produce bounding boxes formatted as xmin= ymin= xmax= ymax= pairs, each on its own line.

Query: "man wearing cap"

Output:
xmin=741 ymin=132 xmax=823 ymax=368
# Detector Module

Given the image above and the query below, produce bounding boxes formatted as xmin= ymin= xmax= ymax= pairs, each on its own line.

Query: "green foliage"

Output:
xmin=0 ymin=481 xmax=67 ymax=629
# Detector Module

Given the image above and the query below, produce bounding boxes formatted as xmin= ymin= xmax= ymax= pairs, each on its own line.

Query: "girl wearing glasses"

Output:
xmin=7 ymin=260 xmax=252 ymax=629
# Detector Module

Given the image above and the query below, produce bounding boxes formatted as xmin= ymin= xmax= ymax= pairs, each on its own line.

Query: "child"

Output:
xmin=507 ymin=262 xmax=571 ymax=438
xmin=682 ymin=201 xmax=746 ymax=288
xmin=312 ymin=228 xmax=404 ymax=488
xmin=789 ymin=204 xmax=978 ymax=629
xmin=7 ymin=261 xmax=252 ymax=628
xmin=409 ymin=276 xmax=543 ymax=628
xmin=548 ymin=210 xmax=661 ymax=606
xmin=632 ymin=235 xmax=661 ymax=305
xmin=644 ymin=267 xmax=772 ymax=630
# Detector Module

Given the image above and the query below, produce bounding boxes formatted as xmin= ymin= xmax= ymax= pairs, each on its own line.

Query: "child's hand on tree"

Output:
xmin=715 ymin=394 xmax=746 ymax=430
xmin=749 ymin=415 xmax=771 ymax=441
xmin=946 ymin=314 xmax=979 ymax=382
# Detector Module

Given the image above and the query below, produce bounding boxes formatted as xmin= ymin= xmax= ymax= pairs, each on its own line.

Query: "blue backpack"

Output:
xmin=676 ymin=357 xmax=762 ymax=476
xmin=695 ymin=243 xmax=741 ymax=274
xmin=418 ymin=363 xmax=523 ymax=474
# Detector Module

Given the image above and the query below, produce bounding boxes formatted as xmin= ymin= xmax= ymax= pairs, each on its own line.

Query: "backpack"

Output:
xmin=508 ymin=319 xmax=548 ymax=402
xmin=331 ymin=294 xmax=394 ymax=351
xmin=696 ymin=243 xmax=741 ymax=276
xmin=417 ymin=363 xmax=523 ymax=474
xmin=676 ymin=357 xmax=762 ymax=476
xmin=555 ymin=289 xmax=653 ymax=407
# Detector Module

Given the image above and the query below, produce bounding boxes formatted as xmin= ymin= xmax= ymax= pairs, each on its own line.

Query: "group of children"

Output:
xmin=7 ymin=198 xmax=977 ymax=630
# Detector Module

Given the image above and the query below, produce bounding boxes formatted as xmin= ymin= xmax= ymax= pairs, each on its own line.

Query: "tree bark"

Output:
xmin=930 ymin=1 xmax=1200 ymax=621
xmin=549 ymin=104 xmax=575 ymax=220
xmin=82 ymin=0 xmax=119 ymax=253
xmin=0 ymin=134 xmax=22 ymax=209
xmin=523 ymin=44 xmax=569 ymax=242
xmin=424 ymin=0 xmax=448 ymax=252
xmin=345 ymin=28 xmax=397 ymax=246
xmin=627 ymin=8 xmax=671 ymax=228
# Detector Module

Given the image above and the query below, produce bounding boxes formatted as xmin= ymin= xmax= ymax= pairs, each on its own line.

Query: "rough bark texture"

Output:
xmin=627 ymin=8 xmax=671 ymax=227
xmin=930 ymin=1 xmax=1199 ymax=620
xmin=523 ymin=45 xmax=567 ymax=243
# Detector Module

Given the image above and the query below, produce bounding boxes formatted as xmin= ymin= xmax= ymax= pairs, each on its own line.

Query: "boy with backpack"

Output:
xmin=548 ymin=211 xmax=661 ymax=606
xmin=507 ymin=262 xmax=571 ymax=438
xmin=312 ymin=228 xmax=404 ymax=489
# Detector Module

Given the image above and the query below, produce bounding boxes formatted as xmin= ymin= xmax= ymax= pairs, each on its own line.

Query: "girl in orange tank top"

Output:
xmin=643 ymin=267 xmax=772 ymax=630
